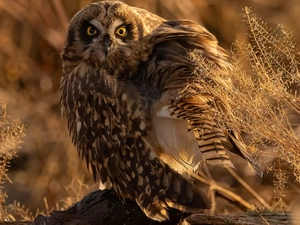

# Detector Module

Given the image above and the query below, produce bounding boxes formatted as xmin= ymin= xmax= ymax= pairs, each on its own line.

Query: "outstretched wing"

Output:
xmin=142 ymin=19 xmax=261 ymax=174
xmin=167 ymin=84 xmax=261 ymax=174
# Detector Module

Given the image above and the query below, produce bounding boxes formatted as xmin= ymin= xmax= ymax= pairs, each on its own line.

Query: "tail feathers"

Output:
xmin=193 ymin=126 xmax=262 ymax=175
xmin=113 ymin=136 xmax=210 ymax=221
xmin=131 ymin=153 xmax=210 ymax=221
xmin=228 ymin=132 xmax=263 ymax=176
xmin=164 ymin=168 xmax=210 ymax=212
xmin=135 ymin=193 xmax=170 ymax=221
xmin=193 ymin=128 xmax=235 ymax=169
xmin=133 ymin=164 xmax=210 ymax=222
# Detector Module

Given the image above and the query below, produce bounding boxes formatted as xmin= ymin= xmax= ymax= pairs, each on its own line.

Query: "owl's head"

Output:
xmin=61 ymin=1 xmax=164 ymax=75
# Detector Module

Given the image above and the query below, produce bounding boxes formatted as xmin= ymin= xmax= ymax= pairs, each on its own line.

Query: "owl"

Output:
xmin=60 ymin=1 xmax=261 ymax=221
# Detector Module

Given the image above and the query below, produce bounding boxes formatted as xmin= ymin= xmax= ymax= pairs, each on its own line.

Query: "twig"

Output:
xmin=191 ymin=171 xmax=257 ymax=211
xmin=226 ymin=167 xmax=272 ymax=209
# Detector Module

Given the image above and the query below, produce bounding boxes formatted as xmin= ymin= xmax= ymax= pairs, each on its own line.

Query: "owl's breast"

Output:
xmin=60 ymin=65 xmax=153 ymax=181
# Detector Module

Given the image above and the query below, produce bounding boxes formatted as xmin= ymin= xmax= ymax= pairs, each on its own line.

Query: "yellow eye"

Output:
xmin=115 ymin=26 xmax=127 ymax=37
xmin=87 ymin=26 xmax=98 ymax=36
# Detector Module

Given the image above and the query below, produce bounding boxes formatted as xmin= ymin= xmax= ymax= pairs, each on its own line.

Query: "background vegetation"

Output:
xmin=0 ymin=0 xmax=300 ymax=221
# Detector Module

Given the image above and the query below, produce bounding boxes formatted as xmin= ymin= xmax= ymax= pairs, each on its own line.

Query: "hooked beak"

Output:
xmin=103 ymin=35 xmax=112 ymax=57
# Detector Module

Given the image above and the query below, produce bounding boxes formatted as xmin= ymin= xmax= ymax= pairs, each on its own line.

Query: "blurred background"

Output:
xmin=1 ymin=0 xmax=300 ymax=217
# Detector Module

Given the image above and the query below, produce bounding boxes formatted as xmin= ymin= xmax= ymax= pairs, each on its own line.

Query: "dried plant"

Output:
xmin=0 ymin=102 xmax=25 ymax=220
xmin=7 ymin=177 xmax=90 ymax=221
xmin=189 ymin=7 xmax=300 ymax=209
xmin=7 ymin=201 xmax=35 ymax=221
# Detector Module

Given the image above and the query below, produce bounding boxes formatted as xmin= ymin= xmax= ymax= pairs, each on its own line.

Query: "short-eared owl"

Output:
xmin=60 ymin=1 xmax=260 ymax=221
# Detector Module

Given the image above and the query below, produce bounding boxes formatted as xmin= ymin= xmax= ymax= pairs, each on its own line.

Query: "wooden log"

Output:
xmin=187 ymin=212 xmax=295 ymax=225
xmin=2 ymin=189 xmax=296 ymax=225
xmin=31 ymin=189 xmax=186 ymax=225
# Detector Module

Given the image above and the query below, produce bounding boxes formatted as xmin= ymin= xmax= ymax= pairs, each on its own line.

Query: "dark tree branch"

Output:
xmin=31 ymin=189 xmax=186 ymax=225
xmin=3 ymin=189 xmax=296 ymax=225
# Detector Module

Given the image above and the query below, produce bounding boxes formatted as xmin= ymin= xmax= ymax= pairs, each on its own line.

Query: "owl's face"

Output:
xmin=62 ymin=1 xmax=151 ymax=74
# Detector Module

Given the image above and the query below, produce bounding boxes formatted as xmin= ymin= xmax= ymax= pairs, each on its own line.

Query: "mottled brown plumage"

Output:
xmin=60 ymin=1 xmax=260 ymax=221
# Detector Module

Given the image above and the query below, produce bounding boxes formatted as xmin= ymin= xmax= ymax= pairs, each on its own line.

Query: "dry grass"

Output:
xmin=0 ymin=103 xmax=25 ymax=220
xmin=0 ymin=0 xmax=299 ymax=221
xmin=188 ymin=7 xmax=300 ymax=212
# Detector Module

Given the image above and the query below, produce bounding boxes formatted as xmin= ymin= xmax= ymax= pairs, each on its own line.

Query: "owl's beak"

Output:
xmin=103 ymin=35 xmax=112 ymax=57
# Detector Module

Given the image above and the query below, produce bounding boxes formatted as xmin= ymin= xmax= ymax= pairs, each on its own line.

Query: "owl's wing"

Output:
xmin=167 ymin=86 xmax=261 ymax=174
xmin=151 ymin=88 xmax=262 ymax=174
xmin=61 ymin=68 xmax=210 ymax=221
xmin=143 ymin=19 xmax=262 ymax=175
